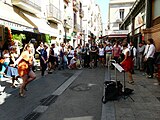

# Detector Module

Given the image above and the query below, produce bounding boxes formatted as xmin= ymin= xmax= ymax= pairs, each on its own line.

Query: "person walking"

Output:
xmin=120 ymin=41 xmax=134 ymax=84
xmin=15 ymin=43 xmax=36 ymax=97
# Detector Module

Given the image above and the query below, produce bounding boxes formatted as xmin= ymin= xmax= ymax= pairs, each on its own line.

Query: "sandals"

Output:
xmin=128 ymin=81 xmax=134 ymax=85
xmin=19 ymin=93 xmax=25 ymax=98
xmin=10 ymin=84 xmax=16 ymax=88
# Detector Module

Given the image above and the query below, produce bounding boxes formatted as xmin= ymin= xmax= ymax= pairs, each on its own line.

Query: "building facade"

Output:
xmin=82 ymin=0 xmax=102 ymax=45
xmin=0 ymin=0 xmax=102 ymax=50
xmin=107 ymin=0 xmax=135 ymax=41
xmin=120 ymin=0 xmax=160 ymax=52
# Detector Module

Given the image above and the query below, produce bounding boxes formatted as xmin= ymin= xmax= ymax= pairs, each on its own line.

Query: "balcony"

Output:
xmin=11 ymin=0 xmax=41 ymax=14
xmin=73 ymin=24 xmax=80 ymax=32
xmin=64 ymin=0 xmax=70 ymax=3
xmin=66 ymin=20 xmax=72 ymax=29
xmin=79 ymin=9 xmax=84 ymax=18
xmin=73 ymin=0 xmax=79 ymax=12
xmin=46 ymin=4 xmax=61 ymax=23
xmin=64 ymin=16 xmax=72 ymax=29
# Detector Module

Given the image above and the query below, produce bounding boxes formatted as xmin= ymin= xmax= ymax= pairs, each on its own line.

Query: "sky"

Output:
xmin=95 ymin=0 xmax=109 ymax=28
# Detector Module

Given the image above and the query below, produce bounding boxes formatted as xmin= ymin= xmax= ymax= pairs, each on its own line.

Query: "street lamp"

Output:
xmin=64 ymin=19 xmax=67 ymax=43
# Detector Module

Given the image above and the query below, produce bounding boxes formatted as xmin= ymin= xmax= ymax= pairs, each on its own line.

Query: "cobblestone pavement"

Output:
xmin=102 ymin=69 xmax=160 ymax=120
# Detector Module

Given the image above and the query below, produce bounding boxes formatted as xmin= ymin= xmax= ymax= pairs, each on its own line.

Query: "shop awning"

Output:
xmin=22 ymin=12 xmax=55 ymax=35
xmin=0 ymin=2 xmax=33 ymax=31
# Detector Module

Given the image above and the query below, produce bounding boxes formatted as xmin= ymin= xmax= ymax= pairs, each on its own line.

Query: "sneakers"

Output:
xmin=48 ymin=71 xmax=52 ymax=74
xmin=147 ymin=75 xmax=153 ymax=78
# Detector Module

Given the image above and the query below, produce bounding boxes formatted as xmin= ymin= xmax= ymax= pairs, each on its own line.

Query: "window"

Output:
xmin=119 ymin=9 xmax=124 ymax=20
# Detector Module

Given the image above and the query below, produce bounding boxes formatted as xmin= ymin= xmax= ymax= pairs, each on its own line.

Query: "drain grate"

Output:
xmin=157 ymin=97 xmax=160 ymax=102
xmin=70 ymin=83 xmax=91 ymax=92
xmin=40 ymin=95 xmax=58 ymax=106
xmin=24 ymin=112 xmax=41 ymax=120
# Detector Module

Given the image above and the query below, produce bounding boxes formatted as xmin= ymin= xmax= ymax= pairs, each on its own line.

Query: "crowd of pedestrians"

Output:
xmin=0 ymin=38 xmax=160 ymax=97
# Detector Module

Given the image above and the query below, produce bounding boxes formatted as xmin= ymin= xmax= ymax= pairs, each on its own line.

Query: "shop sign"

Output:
xmin=134 ymin=13 xmax=144 ymax=29
xmin=0 ymin=19 xmax=33 ymax=32
xmin=0 ymin=19 xmax=23 ymax=31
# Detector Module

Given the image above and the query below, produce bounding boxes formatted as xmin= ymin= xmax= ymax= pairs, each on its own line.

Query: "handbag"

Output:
xmin=0 ymin=59 xmax=5 ymax=64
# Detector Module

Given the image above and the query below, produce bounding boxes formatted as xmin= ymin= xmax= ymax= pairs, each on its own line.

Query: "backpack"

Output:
xmin=130 ymin=47 xmax=134 ymax=58
xmin=130 ymin=46 xmax=136 ymax=58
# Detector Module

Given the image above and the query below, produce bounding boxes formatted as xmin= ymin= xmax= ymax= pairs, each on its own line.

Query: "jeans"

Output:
xmin=0 ymin=62 xmax=9 ymax=78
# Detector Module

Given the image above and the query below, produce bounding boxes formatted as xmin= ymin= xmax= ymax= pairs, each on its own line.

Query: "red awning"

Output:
xmin=108 ymin=34 xmax=127 ymax=38
xmin=99 ymin=35 xmax=107 ymax=39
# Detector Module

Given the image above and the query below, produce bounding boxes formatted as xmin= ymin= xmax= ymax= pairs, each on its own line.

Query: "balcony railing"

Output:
xmin=46 ymin=4 xmax=61 ymax=23
xmin=66 ymin=19 xmax=72 ymax=28
xmin=73 ymin=23 xmax=80 ymax=32
xmin=73 ymin=0 xmax=79 ymax=12
xmin=12 ymin=0 xmax=41 ymax=14
xmin=79 ymin=9 xmax=84 ymax=18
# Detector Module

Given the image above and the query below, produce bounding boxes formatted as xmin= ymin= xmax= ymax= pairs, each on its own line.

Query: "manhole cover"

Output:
xmin=70 ymin=83 xmax=91 ymax=92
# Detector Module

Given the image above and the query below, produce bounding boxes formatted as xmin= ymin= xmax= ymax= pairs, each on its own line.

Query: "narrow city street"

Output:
xmin=0 ymin=67 xmax=160 ymax=120
xmin=0 ymin=0 xmax=160 ymax=120
xmin=0 ymin=67 xmax=105 ymax=120
xmin=0 ymin=69 xmax=77 ymax=120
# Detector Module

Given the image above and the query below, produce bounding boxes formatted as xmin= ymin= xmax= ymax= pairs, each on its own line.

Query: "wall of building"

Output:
xmin=108 ymin=0 xmax=136 ymax=30
xmin=143 ymin=23 xmax=160 ymax=52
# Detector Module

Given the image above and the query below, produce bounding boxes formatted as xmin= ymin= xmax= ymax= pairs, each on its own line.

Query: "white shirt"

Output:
xmin=122 ymin=48 xmax=130 ymax=56
xmin=144 ymin=44 xmax=149 ymax=56
xmin=99 ymin=48 xmax=105 ymax=56
xmin=105 ymin=46 xmax=113 ymax=54
xmin=145 ymin=44 xmax=155 ymax=59
xmin=68 ymin=49 xmax=74 ymax=57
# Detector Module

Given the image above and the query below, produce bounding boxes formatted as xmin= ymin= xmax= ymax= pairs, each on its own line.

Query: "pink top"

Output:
xmin=112 ymin=46 xmax=121 ymax=57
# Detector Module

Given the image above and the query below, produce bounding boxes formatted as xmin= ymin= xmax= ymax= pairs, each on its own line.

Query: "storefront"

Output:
xmin=143 ymin=0 xmax=160 ymax=52
xmin=0 ymin=2 xmax=34 ymax=50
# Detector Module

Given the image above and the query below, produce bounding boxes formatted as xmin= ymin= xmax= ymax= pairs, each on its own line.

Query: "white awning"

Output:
xmin=0 ymin=2 xmax=33 ymax=31
xmin=23 ymin=12 xmax=56 ymax=35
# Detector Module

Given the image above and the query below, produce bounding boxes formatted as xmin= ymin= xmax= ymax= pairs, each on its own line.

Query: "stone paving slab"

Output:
xmin=106 ymin=69 xmax=160 ymax=120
